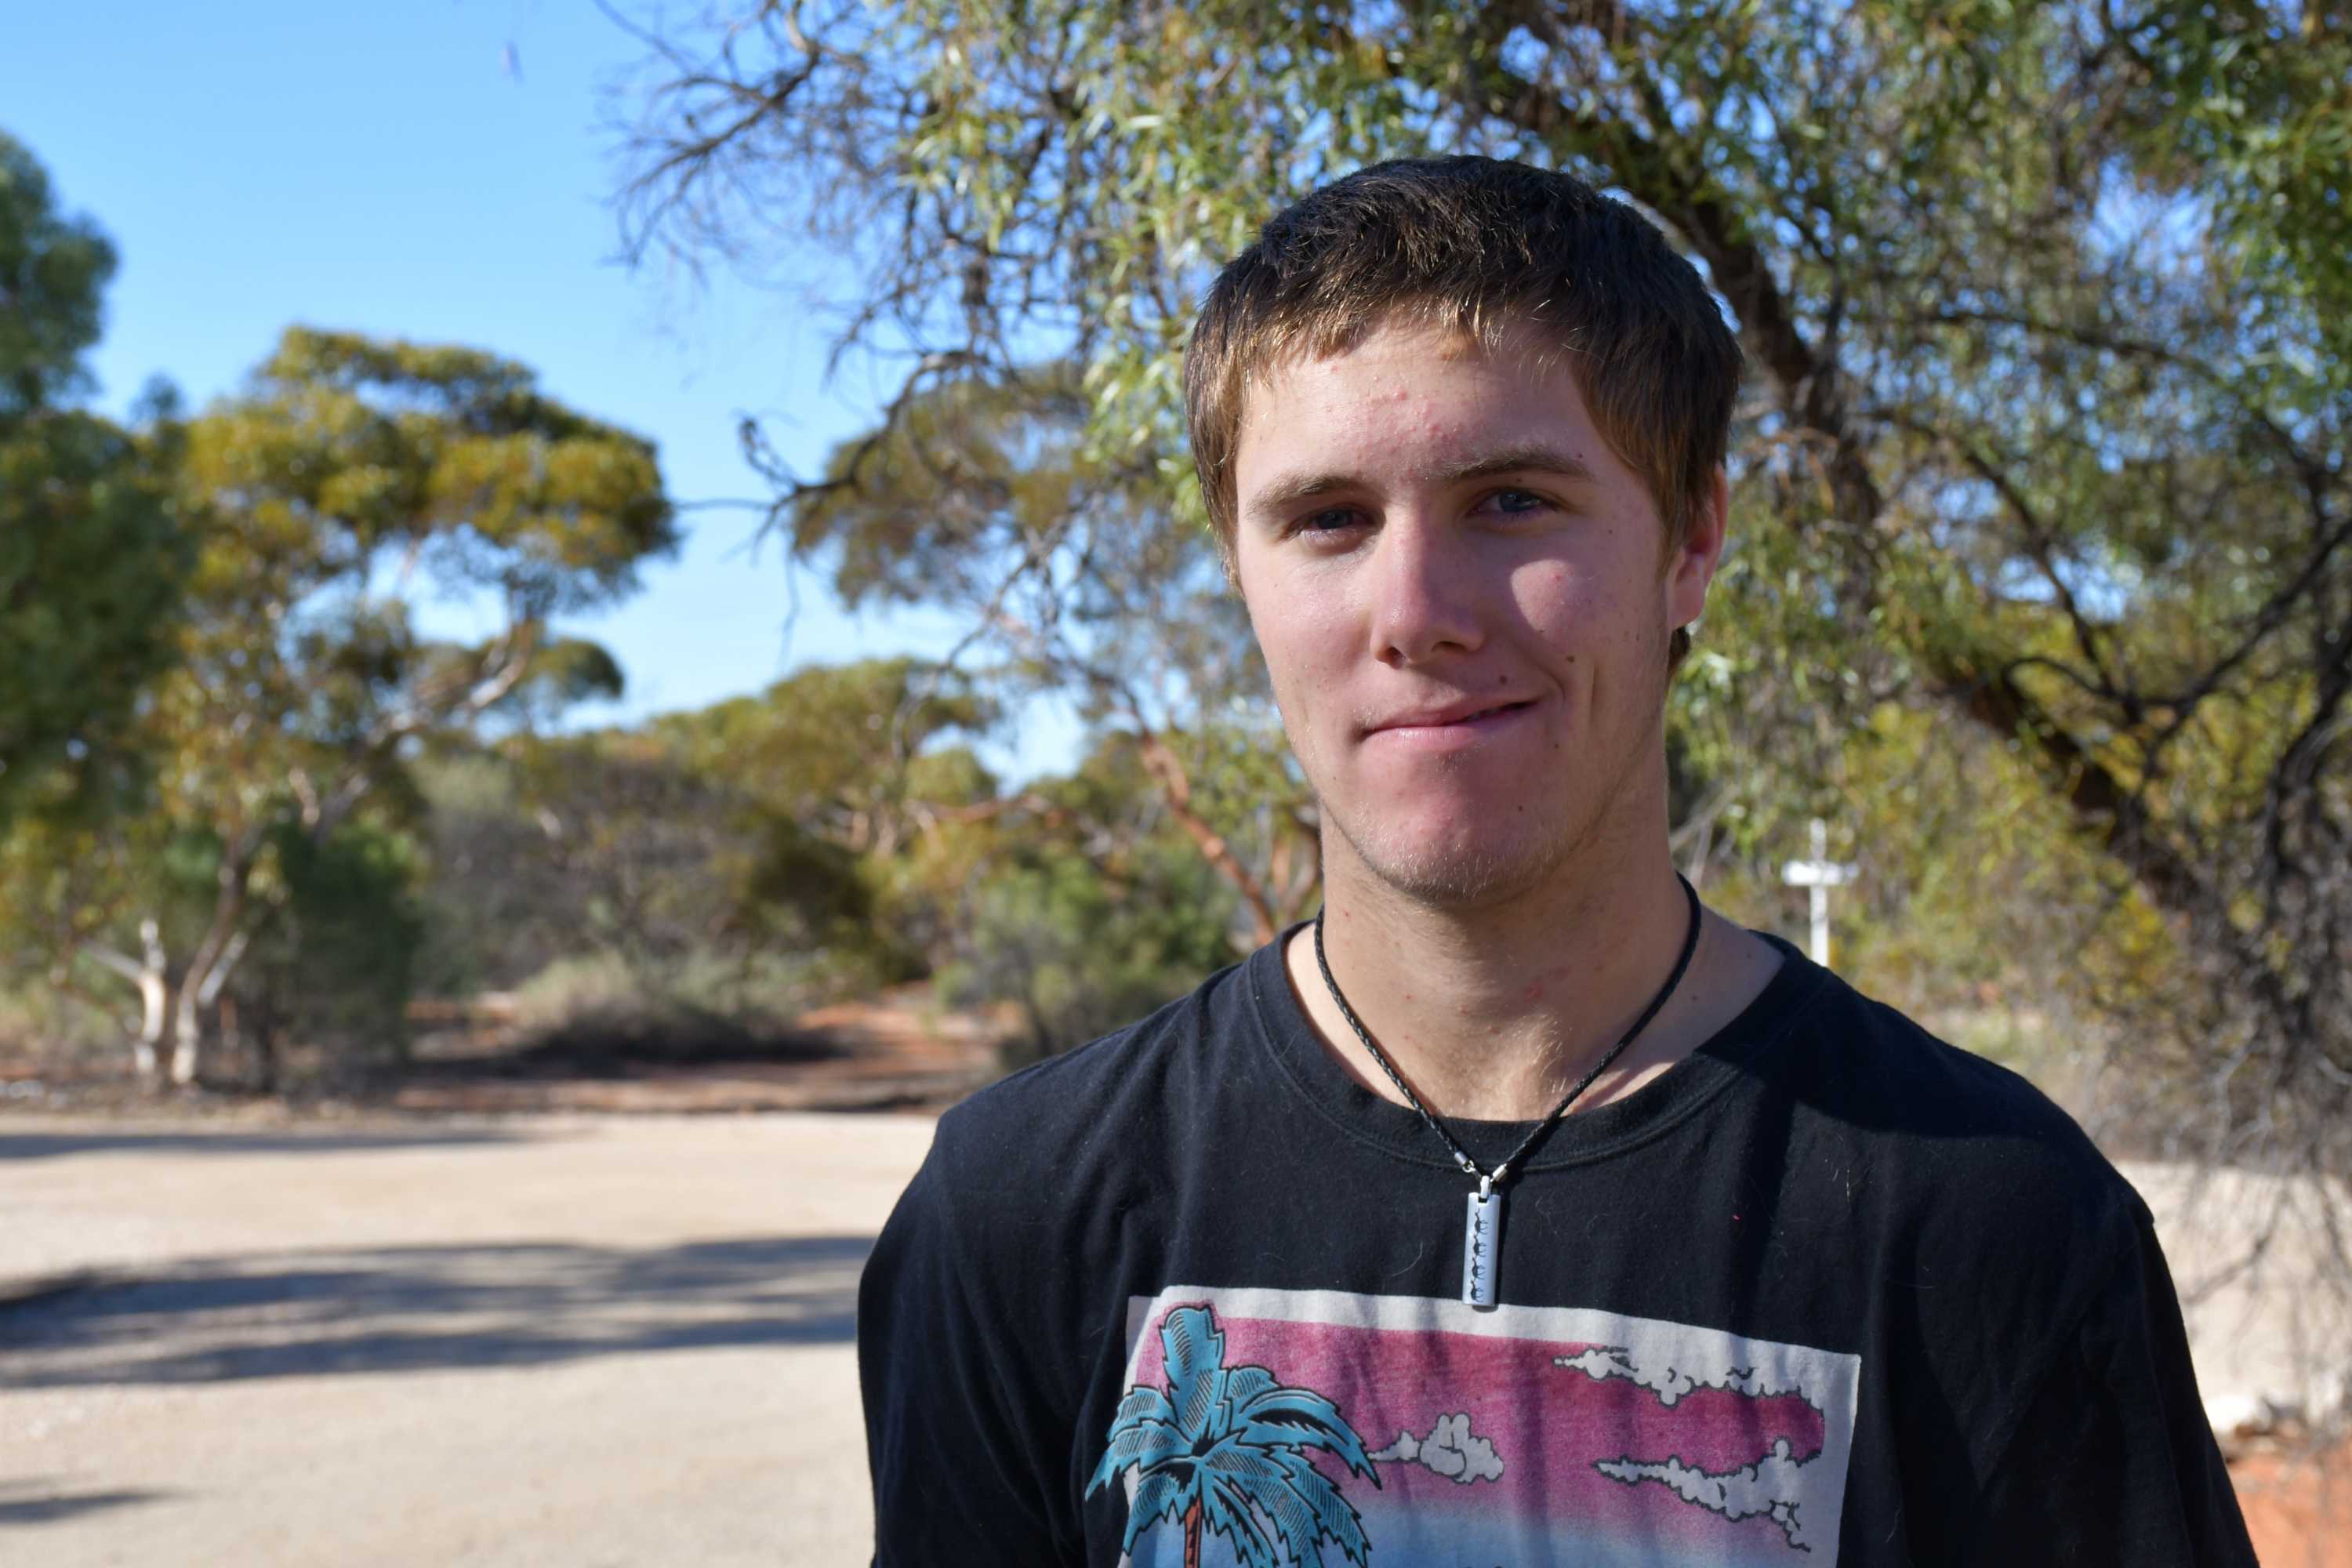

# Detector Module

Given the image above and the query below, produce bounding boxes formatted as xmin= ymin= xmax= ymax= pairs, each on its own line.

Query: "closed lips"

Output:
xmin=1370 ymin=699 xmax=1537 ymax=732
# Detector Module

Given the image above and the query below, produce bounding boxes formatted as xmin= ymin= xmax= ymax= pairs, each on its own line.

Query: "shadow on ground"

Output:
xmin=408 ymin=1007 xmax=856 ymax=1082
xmin=0 ymin=1479 xmax=176 ymax=1526
xmin=0 ymin=1127 xmax=531 ymax=1163
xmin=0 ymin=1234 xmax=869 ymax=1386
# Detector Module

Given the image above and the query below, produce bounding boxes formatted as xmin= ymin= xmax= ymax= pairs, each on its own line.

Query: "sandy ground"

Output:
xmin=0 ymin=1113 xmax=935 ymax=1567
xmin=2 ymin=1113 xmax=2346 ymax=1565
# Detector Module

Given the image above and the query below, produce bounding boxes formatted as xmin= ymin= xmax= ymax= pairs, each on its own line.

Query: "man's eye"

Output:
xmin=1486 ymin=488 xmax=1552 ymax=516
xmin=1292 ymin=507 xmax=1363 ymax=535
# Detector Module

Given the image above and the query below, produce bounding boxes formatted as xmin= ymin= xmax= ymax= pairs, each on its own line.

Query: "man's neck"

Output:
xmin=1284 ymin=840 xmax=1783 ymax=1123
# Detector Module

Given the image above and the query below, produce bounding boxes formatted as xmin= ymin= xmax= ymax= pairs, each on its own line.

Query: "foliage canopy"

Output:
xmin=8 ymin=316 xmax=677 ymax=1086
xmin=0 ymin=130 xmax=187 ymax=832
xmin=611 ymin=0 xmax=2352 ymax=1175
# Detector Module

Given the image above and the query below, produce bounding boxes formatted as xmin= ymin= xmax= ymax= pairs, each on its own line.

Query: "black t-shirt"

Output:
xmin=858 ymin=930 xmax=2253 ymax=1566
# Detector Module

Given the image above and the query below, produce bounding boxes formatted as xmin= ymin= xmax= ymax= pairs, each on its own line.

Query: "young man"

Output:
xmin=859 ymin=157 xmax=2253 ymax=1566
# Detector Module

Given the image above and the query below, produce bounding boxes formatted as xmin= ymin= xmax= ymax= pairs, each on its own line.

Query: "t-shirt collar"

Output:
xmin=1242 ymin=921 xmax=1828 ymax=1174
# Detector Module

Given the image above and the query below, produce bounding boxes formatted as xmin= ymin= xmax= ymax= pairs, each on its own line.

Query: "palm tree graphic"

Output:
xmin=1087 ymin=1304 xmax=1380 ymax=1568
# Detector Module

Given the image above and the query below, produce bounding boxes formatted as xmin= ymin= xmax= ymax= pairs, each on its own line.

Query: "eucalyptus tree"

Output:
xmin=24 ymin=328 xmax=675 ymax=1086
xmin=609 ymin=2 xmax=2350 ymax=1177
xmin=522 ymin=655 xmax=1003 ymax=984
xmin=0 ymin=130 xmax=187 ymax=831
xmin=782 ymin=371 xmax=1308 ymax=943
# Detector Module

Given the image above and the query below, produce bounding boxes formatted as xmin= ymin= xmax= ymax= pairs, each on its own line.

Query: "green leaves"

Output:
xmin=599 ymin=3 xmax=2352 ymax=1141
xmin=0 ymin=129 xmax=116 ymax=416
xmin=194 ymin=326 xmax=677 ymax=615
xmin=2 ymin=271 xmax=681 ymax=1078
xmin=2115 ymin=2 xmax=2352 ymax=365
xmin=0 ymin=134 xmax=187 ymax=834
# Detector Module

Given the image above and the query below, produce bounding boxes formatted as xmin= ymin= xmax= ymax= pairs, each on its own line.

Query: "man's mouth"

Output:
xmin=1367 ymin=697 xmax=1540 ymax=736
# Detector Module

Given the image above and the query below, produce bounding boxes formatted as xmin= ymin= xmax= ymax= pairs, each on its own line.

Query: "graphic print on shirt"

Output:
xmin=1098 ymin=1286 xmax=1861 ymax=1568
xmin=1087 ymin=1303 xmax=1379 ymax=1568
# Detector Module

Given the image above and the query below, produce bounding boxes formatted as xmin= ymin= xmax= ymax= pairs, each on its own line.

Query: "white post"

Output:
xmin=1780 ymin=818 xmax=1856 ymax=967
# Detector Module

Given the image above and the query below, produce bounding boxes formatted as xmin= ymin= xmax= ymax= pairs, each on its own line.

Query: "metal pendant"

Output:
xmin=1462 ymin=1181 xmax=1502 ymax=1308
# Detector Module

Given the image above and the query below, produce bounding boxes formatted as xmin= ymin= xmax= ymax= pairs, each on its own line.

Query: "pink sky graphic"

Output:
xmin=1124 ymin=1300 xmax=1838 ymax=1562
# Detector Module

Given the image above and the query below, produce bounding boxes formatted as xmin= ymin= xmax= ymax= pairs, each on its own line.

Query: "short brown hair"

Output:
xmin=1185 ymin=155 xmax=1741 ymax=631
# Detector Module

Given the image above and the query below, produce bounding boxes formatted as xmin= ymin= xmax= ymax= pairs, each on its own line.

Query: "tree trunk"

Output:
xmin=135 ymin=972 xmax=168 ymax=1083
xmin=216 ymin=994 xmax=245 ymax=1086
xmin=169 ymin=926 xmax=251 ymax=1088
xmin=1183 ymin=1498 xmax=1202 ymax=1568
xmin=85 ymin=917 xmax=172 ymax=1087
xmin=252 ymin=1006 xmax=280 ymax=1095
xmin=168 ymin=989 xmax=204 ymax=1088
xmin=1130 ymin=722 xmax=1278 ymax=949
xmin=171 ymin=844 xmax=258 ymax=1088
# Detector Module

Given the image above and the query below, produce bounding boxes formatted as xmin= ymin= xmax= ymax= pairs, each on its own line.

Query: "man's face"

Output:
xmin=1231 ymin=318 xmax=1723 ymax=909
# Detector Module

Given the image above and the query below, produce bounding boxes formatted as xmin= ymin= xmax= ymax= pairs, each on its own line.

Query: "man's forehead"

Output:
xmin=1234 ymin=314 xmax=1576 ymax=426
xmin=1232 ymin=331 xmax=1597 ymax=508
xmin=1240 ymin=315 xmax=1523 ymax=399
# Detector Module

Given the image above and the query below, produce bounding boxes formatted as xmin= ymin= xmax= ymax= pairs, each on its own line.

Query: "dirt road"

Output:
xmin=2 ymin=1112 xmax=2344 ymax=1565
xmin=1 ymin=1113 xmax=935 ymax=1567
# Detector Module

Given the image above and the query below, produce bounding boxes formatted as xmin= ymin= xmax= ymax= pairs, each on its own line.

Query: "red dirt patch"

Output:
xmin=2230 ymin=1442 xmax=2352 ymax=1567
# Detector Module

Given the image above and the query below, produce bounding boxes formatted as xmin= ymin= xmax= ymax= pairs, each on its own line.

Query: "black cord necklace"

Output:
xmin=1312 ymin=874 xmax=1704 ymax=1308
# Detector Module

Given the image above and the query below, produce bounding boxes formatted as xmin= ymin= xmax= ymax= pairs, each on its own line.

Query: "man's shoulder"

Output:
xmin=1764 ymin=956 xmax=2147 ymax=1247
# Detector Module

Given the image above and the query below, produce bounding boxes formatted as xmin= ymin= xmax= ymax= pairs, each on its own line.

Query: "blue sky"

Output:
xmin=5 ymin=0 xmax=1082 ymax=780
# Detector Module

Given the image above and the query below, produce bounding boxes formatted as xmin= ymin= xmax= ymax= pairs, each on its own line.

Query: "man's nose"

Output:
xmin=1367 ymin=515 xmax=1483 ymax=666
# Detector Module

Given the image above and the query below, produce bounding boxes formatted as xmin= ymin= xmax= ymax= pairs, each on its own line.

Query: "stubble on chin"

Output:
xmin=1309 ymin=692 xmax=1671 ymax=914
xmin=1279 ymin=629 xmax=1673 ymax=913
xmin=1317 ymin=775 xmax=1599 ymax=913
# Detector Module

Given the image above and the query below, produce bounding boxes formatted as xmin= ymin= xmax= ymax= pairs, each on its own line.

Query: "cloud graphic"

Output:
xmin=1552 ymin=1345 xmax=1820 ymax=1415
xmin=1367 ymin=1412 xmax=1504 ymax=1484
xmin=1596 ymin=1439 xmax=1817 ymax=1552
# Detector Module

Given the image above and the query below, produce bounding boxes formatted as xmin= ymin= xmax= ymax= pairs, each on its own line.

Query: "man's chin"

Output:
xmin=1332 ymin=815 xmax=1571 ymax=911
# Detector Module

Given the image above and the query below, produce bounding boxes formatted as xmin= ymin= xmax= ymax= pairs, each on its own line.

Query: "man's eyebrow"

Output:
xmin=1426 ymin=443 xmax=1599 ymax=488
xmin=1243 ymin=443 xmax=1599 ymax=522
xmin=1243 ymin=469 xmax=1356 ymax=520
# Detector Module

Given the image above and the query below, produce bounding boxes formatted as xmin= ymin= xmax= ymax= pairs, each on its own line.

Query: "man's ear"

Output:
xmin=1667 ymin=469 xmax=1730 ymax=630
